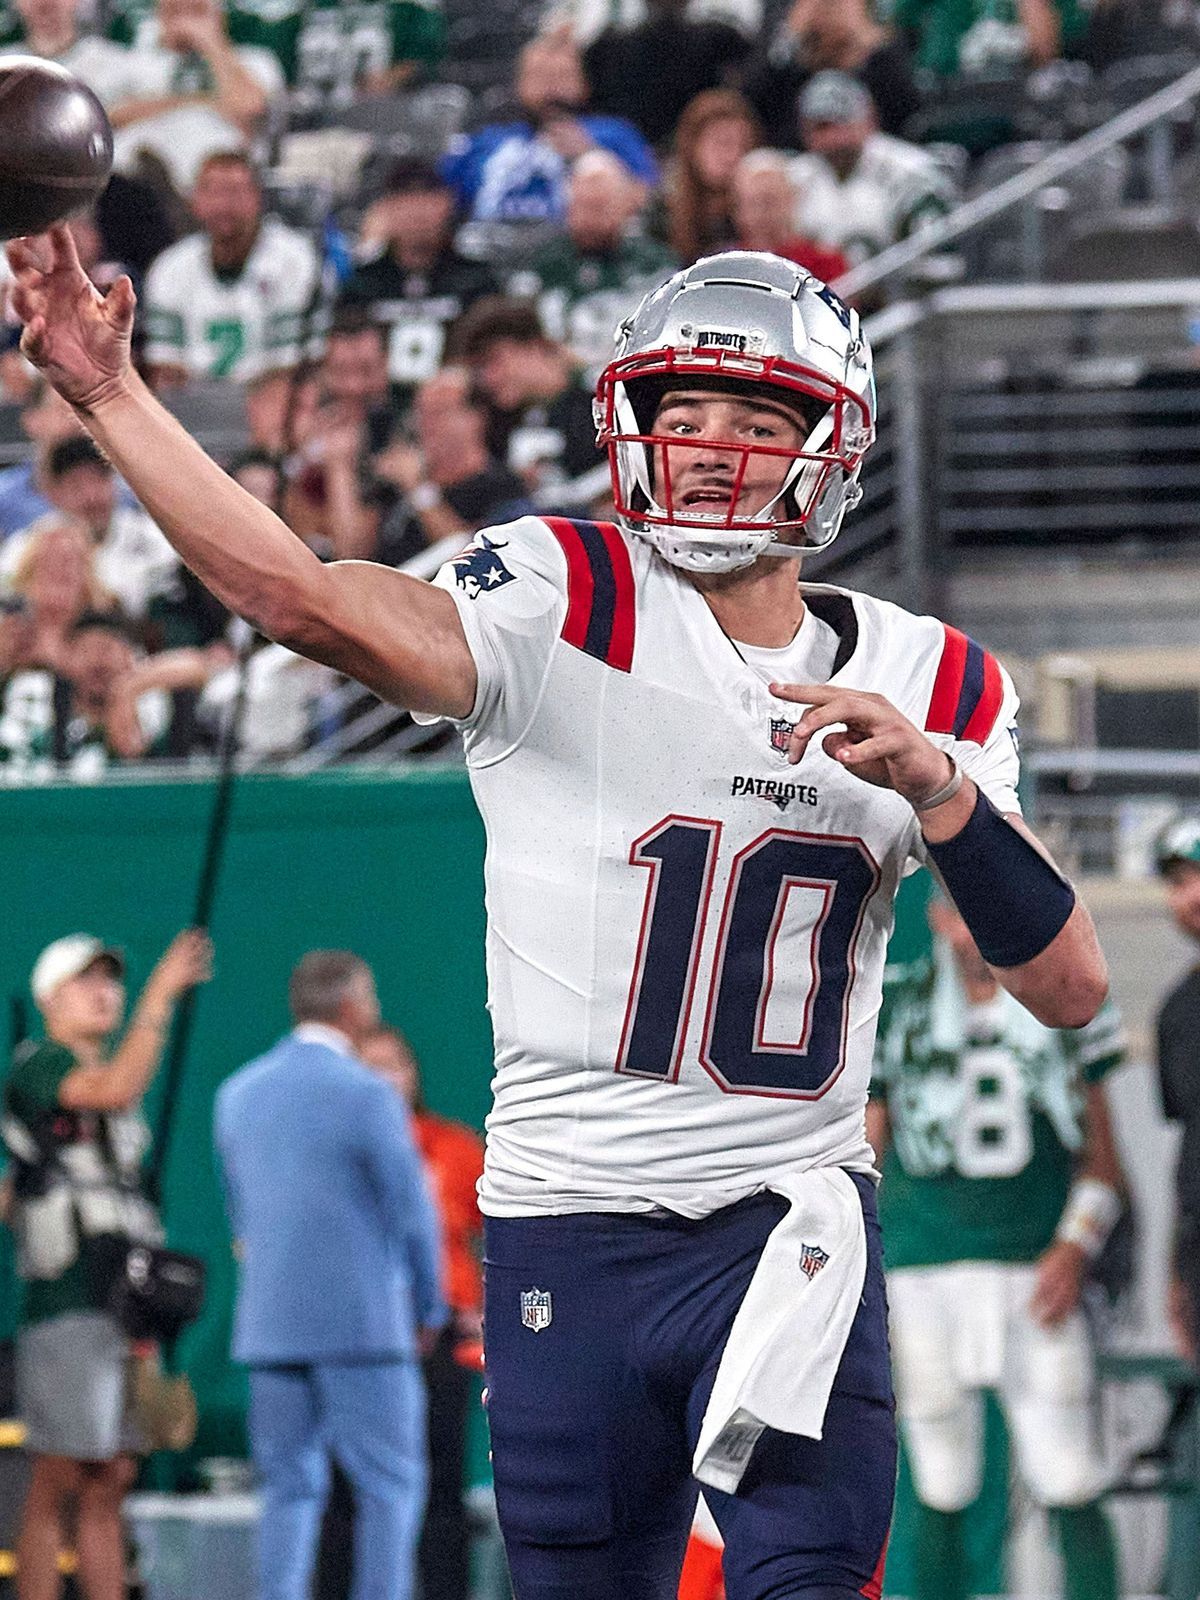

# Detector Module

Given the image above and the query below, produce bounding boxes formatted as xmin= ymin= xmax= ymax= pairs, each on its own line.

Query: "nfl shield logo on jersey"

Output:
xmin=769 ymin=717 xmax=796 ymax=756
xmin=799 ymin=1243 xmax=830 ymax=1281
xmin=520 ymin=1288 xmax=553 ymax=1332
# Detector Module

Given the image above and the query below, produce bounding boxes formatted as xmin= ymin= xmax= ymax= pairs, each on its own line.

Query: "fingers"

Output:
xmin=19 ymin=315 xmax=47 ymax=365
xmin=47 ymin=222 xmax=82 ymax=275
xmin=821 ymin=730 xmax=894 ymax=768
xmin=782 ymin=693 xmax=887 ymax=765
xmin=9 ymin=279 xmax=38 ymax=325
xmin=104 ymin=274 xmax=137 ymax=334
xmin=6 ymin=236 xmax=48 ymax=277
xmin=769 ymin=681 xmax=840 ymax=706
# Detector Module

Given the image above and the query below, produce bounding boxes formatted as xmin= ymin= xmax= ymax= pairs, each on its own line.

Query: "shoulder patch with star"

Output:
xmin=451 ymin=534 xmax=518 ymax=599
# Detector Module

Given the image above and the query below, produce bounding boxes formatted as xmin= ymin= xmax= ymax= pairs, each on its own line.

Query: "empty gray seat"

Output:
xmin=1053 ymin=208 xmax=1200 ymax=281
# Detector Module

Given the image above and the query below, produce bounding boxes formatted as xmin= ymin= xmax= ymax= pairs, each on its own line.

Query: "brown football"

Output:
xmin=0 ymin=57 xmax=113 ymax=241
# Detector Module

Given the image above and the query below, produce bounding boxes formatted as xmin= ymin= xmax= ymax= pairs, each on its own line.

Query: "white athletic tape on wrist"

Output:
xmin=1055 ymin=1179 xmax=1122 ymax=1258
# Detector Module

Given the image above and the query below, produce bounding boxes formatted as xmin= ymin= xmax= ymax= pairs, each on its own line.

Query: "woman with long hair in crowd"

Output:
xmin=664 ymin=88 xmax=763 ymax=266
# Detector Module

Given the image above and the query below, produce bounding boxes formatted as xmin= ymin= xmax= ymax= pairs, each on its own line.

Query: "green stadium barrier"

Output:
xmin=0 ymin=768 xmax=491 ymax=1474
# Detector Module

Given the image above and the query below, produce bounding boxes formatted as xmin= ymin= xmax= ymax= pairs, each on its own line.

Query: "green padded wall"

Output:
xmin=0 ymin=768 xmax=491 ymax=1466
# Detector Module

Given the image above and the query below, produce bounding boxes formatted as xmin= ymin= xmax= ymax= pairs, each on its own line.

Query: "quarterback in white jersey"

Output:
xmin=428 ymin=513 xmax=1021 ymax=1219
xmin=7 ymin=235 xmax=1108 ymax=1600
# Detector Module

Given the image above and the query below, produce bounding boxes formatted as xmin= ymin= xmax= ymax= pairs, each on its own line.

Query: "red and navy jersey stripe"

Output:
xmin=543 ymin=517 xmax=636 ymax=673
xmin=925 ymin=624 xmax=1005 ymax=744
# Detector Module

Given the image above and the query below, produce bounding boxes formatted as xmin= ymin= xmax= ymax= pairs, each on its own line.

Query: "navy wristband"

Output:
xmin=925 ymin=789 xmax=1076 ymax=968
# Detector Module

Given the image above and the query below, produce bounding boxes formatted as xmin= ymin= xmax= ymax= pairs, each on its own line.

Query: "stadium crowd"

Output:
xmin=1 ymin=10 xmax=1200 ymax=1600
xmin=0 ymin=0 xmax=1195 ymax=774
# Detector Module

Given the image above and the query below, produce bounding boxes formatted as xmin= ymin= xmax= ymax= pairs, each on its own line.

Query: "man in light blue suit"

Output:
xmin=215 ymin=950 xmax=446 ymax=1600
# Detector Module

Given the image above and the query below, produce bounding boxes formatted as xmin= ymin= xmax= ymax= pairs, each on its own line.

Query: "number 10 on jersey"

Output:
xmin=616 ymin=816 xmax=880 ymax=1098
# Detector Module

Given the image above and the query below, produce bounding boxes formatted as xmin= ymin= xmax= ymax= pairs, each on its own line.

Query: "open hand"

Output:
xmin=1030 ymin=1239 xmax=1086 ymax=1327
xmin=770 ymin=681 xmax=955 ymax=806
xmin=6 ymin=226 xmax=136 ymax=413
xmin=148 ymin=929 xmax=214 ymax=1001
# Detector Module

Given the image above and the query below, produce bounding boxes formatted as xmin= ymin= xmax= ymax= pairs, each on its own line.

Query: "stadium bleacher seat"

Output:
xmin=1053 ymin=207 xmax=1200 ymax=282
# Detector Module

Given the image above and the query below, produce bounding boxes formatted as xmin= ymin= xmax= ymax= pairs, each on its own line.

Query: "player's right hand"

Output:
xmin=5 ymin=225 xmax=136 ymax=414
xmin=148 ymin=929 xmax=215 ymax=1001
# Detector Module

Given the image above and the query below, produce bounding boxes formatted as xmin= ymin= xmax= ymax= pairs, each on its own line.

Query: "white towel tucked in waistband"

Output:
xmin=693 ymin=1167 xmax=868 ymax=1495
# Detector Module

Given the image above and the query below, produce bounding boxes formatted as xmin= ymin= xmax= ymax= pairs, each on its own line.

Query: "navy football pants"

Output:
xmin=483 ymin=1179 xmax=895 ymax=1600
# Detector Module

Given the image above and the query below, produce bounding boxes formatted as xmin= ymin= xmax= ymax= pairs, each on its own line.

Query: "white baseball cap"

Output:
xmin=30 ymin=935 xmax=125 ymax=1006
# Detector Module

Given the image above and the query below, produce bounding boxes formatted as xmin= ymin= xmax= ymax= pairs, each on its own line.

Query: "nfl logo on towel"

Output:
xmin=769 ymin=718 xmax=796 ymax=756
xmin=799 ymin=1243 xmax=830 ymax=1281
xmin=520 ymin=1288 xmax=553 ymax=1332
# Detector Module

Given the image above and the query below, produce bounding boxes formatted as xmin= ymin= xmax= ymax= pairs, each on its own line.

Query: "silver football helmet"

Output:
xmin=594 ymin=252 xmax=875 ymax=574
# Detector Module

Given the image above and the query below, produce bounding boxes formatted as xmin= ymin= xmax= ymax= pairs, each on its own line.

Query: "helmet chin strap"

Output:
xmin=760 ymin=538 xmax=806 ymax=562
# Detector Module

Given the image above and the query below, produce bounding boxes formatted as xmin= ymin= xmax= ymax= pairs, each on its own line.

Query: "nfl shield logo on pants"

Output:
xmin=520 ymin=1288 xmax=553 ymax=1333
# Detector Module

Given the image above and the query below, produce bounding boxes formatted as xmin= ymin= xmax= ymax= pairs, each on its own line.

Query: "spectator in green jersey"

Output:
xmin=868 ymin=893 xmax=1126 ymax=1600
xmin=107 ymin=0 xmax=446 ymax=112
xmin=512 ymin=150 xmax=675 ymax=385
xmin=892 ymin=0 xmax=1083 ymax=78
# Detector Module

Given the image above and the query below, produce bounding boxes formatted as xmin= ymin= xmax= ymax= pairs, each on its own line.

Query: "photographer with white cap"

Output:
xmin=4 ymin=926 xmax=210 ymax=1600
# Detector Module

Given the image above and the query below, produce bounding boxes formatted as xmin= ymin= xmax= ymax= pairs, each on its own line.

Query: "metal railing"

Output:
xmin=1025 ymin=748 xmax=1200 ymax=877
xmin=835 ymin=61 xmax=1200 ymax=300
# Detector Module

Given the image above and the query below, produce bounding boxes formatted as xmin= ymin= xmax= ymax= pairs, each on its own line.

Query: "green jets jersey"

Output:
xmin=890 ymin=0 xmax=1084 ymax=78
xmin=511 ymin=235 xmax=677 ymax=384
xmin=872 ymin=949 xmax=1124 ymax=1269
xmin=107 ymin=0 xmax=444 ymax=103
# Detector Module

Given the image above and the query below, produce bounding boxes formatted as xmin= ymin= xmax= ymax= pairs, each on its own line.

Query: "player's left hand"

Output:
xmin=1030 ymin=1239 xmax=1087 ymax=1327
xmin=770 ymin=682 xmax=955 ymax=807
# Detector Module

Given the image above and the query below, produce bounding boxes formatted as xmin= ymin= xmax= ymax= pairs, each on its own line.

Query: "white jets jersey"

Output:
xmin=143 ymin=218 xmax=323 ymax=384
xmin=789 ymin=134 xmax=955 ymax=265
xmin=428 ymin=515 xmax=1020 ymax=1219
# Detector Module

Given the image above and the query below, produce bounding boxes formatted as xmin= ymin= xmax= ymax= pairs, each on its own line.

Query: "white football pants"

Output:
xmin=887 ymin=1262 xmax=1110 ymax=1512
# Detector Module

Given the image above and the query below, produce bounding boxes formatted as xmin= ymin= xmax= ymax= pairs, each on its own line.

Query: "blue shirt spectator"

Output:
xmin=216 ymin=1020 xmax=444 ymax=1365
xmin=441 ymin=33 xmax=658 ymax=223
xmin=215 ymin=950 xmax=445 ymax=1600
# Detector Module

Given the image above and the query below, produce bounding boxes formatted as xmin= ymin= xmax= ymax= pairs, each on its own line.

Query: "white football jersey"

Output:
xmin=427 ymin=515 xmax=1020 ymax=1219
xmin=789 ymin=134 xmax=956 ymax=265
xmin=143 ymin=218 xmax=322 ymax=384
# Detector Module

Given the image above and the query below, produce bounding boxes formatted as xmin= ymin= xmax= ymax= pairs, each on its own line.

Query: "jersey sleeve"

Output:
xmin=142 ymin=252 xmax=187 ymax=370
xmin=5 ymin=1039 xmax=77 ymax=1125
xmin=1066 ymin=997 xmax=1127 ymax=1084
xmin=260 ymin=237 xmax=323 ymax=376
xmin=923 ymin=623 xmax=1022 ymax=815
xmin=589 ymin=116 xmax=660 ymax=186
xmin=411 ymin=516 xmax=568 ymax=760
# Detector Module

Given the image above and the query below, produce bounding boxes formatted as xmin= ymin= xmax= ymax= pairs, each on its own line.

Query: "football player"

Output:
xmin=7 ymin=234 xmax=1108 ymax=1600
xmin=869 ymin=894 xmax=1127 ymax=1600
